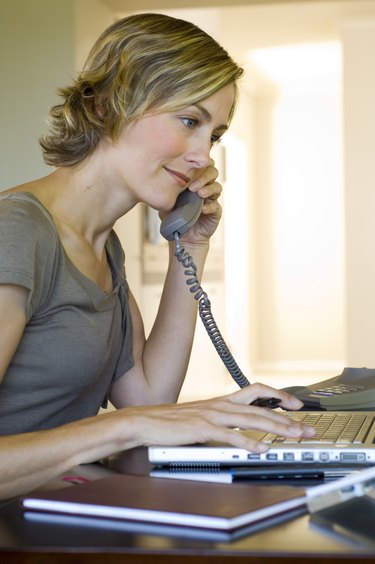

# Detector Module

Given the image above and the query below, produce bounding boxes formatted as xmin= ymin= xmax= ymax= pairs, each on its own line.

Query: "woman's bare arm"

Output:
xmin=0 ymin=385 xmax=313 ymax=500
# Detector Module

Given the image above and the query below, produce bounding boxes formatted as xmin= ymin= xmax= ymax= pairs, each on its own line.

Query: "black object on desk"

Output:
xmin=306 ymin=464 xmax=375 ymax=549
xmin=231 ymin=465 xmax=357 ymax=481
xmin=310 ymin=496 xmax=375 ymax=549
xmin=150 ymin=464 xmax=360 ymax=485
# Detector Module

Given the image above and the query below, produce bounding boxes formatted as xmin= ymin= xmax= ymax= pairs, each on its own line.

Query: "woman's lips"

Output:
xmin=164 ymin=167 xmax=190 ymax=188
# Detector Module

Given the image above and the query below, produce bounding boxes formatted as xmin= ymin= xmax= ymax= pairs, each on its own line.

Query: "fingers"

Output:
xmin=179 ymin=395 xmax=314 ymax=440
xmin=123 ymin=396 xmax=315 ymax=455
xmin=189 ymin=160 xmax=221 ymax=200
xmin=199 ymin=386 xmax=316 ymax=444
xmin=201 ymin=197 xmax=222 ymax=220
xmin=200 ymin=397 xmax=314 ymax=440
xmin=229 ymin=382 xmax=304 ymax=411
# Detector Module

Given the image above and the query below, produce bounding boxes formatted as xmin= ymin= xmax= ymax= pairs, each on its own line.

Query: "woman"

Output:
xmin=0 ymin=13 xmax=314 ymax=500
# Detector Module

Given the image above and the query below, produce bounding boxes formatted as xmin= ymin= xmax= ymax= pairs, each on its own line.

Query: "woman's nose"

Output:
xmin=185 ymin=139 xmax=211 ymax=169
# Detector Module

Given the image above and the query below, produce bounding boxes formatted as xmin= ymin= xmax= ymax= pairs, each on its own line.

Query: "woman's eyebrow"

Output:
xmin=194 ymin=103 xmax=229 ymax=132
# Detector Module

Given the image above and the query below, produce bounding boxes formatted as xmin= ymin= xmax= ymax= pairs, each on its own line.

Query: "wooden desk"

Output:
xmin=1 ymin=448 xmax=374 ymax=563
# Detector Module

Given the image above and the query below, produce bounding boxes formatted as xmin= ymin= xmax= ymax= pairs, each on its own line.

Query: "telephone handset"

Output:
xmin=160 ymin=190 xmax=203 ymax=241
xmin=159 ymin=189 xmax=280 ymax=408
xmin=283 ymin=367 xmax=375 ymax=411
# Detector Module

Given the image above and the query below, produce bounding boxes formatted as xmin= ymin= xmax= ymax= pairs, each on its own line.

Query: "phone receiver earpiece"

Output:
xmin=160 ymin=190 xmax=203 ymax=241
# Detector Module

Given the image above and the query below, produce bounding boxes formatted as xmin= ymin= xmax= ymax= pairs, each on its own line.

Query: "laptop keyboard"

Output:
xmin=262 ymin=412 xmax=373 ymax=445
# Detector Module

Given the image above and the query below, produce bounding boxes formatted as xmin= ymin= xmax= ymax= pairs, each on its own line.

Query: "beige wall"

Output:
xmin=0 ymin=0 xmax=75 ymax=190
xmin=74 ymin=0 xmax=114 ymax=70
xmin=342 ymin=18 xmax=375 ymax=366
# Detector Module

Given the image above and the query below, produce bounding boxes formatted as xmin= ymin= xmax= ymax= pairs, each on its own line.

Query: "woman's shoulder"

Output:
xmin=0 ymin=190 xmax=49 ymax=212
xmin=0 ymin=191 xmax=60 ymax=261
xmin=0 ymin=191 xmax=57 ymax=233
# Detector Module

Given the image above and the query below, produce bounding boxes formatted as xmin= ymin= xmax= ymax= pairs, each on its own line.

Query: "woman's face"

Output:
xmin=106 ymin=83 xmax=235 ymax=211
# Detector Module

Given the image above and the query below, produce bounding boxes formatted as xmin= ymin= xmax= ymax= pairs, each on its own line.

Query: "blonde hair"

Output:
xmin=40 ymin=12 xmax=244 ymax=167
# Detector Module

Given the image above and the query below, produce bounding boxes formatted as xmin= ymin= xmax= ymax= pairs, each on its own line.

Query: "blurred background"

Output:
xmin=1 ymin=0 xmax=375 ymax=401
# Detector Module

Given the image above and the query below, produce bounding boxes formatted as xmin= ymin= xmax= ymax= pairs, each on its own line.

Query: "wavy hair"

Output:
xmin=40 ymin=12 xmax=244 ymax=167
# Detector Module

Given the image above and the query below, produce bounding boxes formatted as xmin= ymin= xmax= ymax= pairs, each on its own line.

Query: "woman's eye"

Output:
xmin=181 ymin=117 xmax=198 ymax=128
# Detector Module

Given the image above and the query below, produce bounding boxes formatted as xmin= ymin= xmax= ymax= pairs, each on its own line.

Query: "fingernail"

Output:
xmin=304 ymin=425 xmax=316 ymax=436
xmin=289 ymin=425 xmax=303 ymax=436
xmin=189 ymin=180 xmax=200 ymax=190
xmin=289 ymin=397 xmax=303 ymax=407
xmin=254 ymin=443 xmax=269 ymax=453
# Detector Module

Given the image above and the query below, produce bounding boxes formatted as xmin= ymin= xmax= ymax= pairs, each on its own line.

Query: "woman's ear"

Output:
xmin=95 ymin=98 xmax=105 ymax=120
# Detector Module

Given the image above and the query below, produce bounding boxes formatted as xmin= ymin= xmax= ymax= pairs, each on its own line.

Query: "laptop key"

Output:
xmin=300 ymin=438 xmax=335 ymax=444
xmin=353 ymin=418 xmax=373 ymax=444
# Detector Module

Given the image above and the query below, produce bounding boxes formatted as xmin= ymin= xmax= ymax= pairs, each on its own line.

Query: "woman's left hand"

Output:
xmin=182 ymin=158 xmax=222 ymax=244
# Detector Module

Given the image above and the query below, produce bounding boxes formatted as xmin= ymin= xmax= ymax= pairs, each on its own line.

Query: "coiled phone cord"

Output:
xmin=174 ymin=232 xmax=250 ymax=389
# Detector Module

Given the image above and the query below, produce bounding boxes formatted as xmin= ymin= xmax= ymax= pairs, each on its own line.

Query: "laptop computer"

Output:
xmin=148 ymin=411 xmax=375 ymax=469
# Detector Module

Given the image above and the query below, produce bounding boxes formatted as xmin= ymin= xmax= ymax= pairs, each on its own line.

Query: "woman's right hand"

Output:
xmin=0 ymin=382 xmax=314 ymax=500
xmin=120 ymin=383 xmax=315 ymax=454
